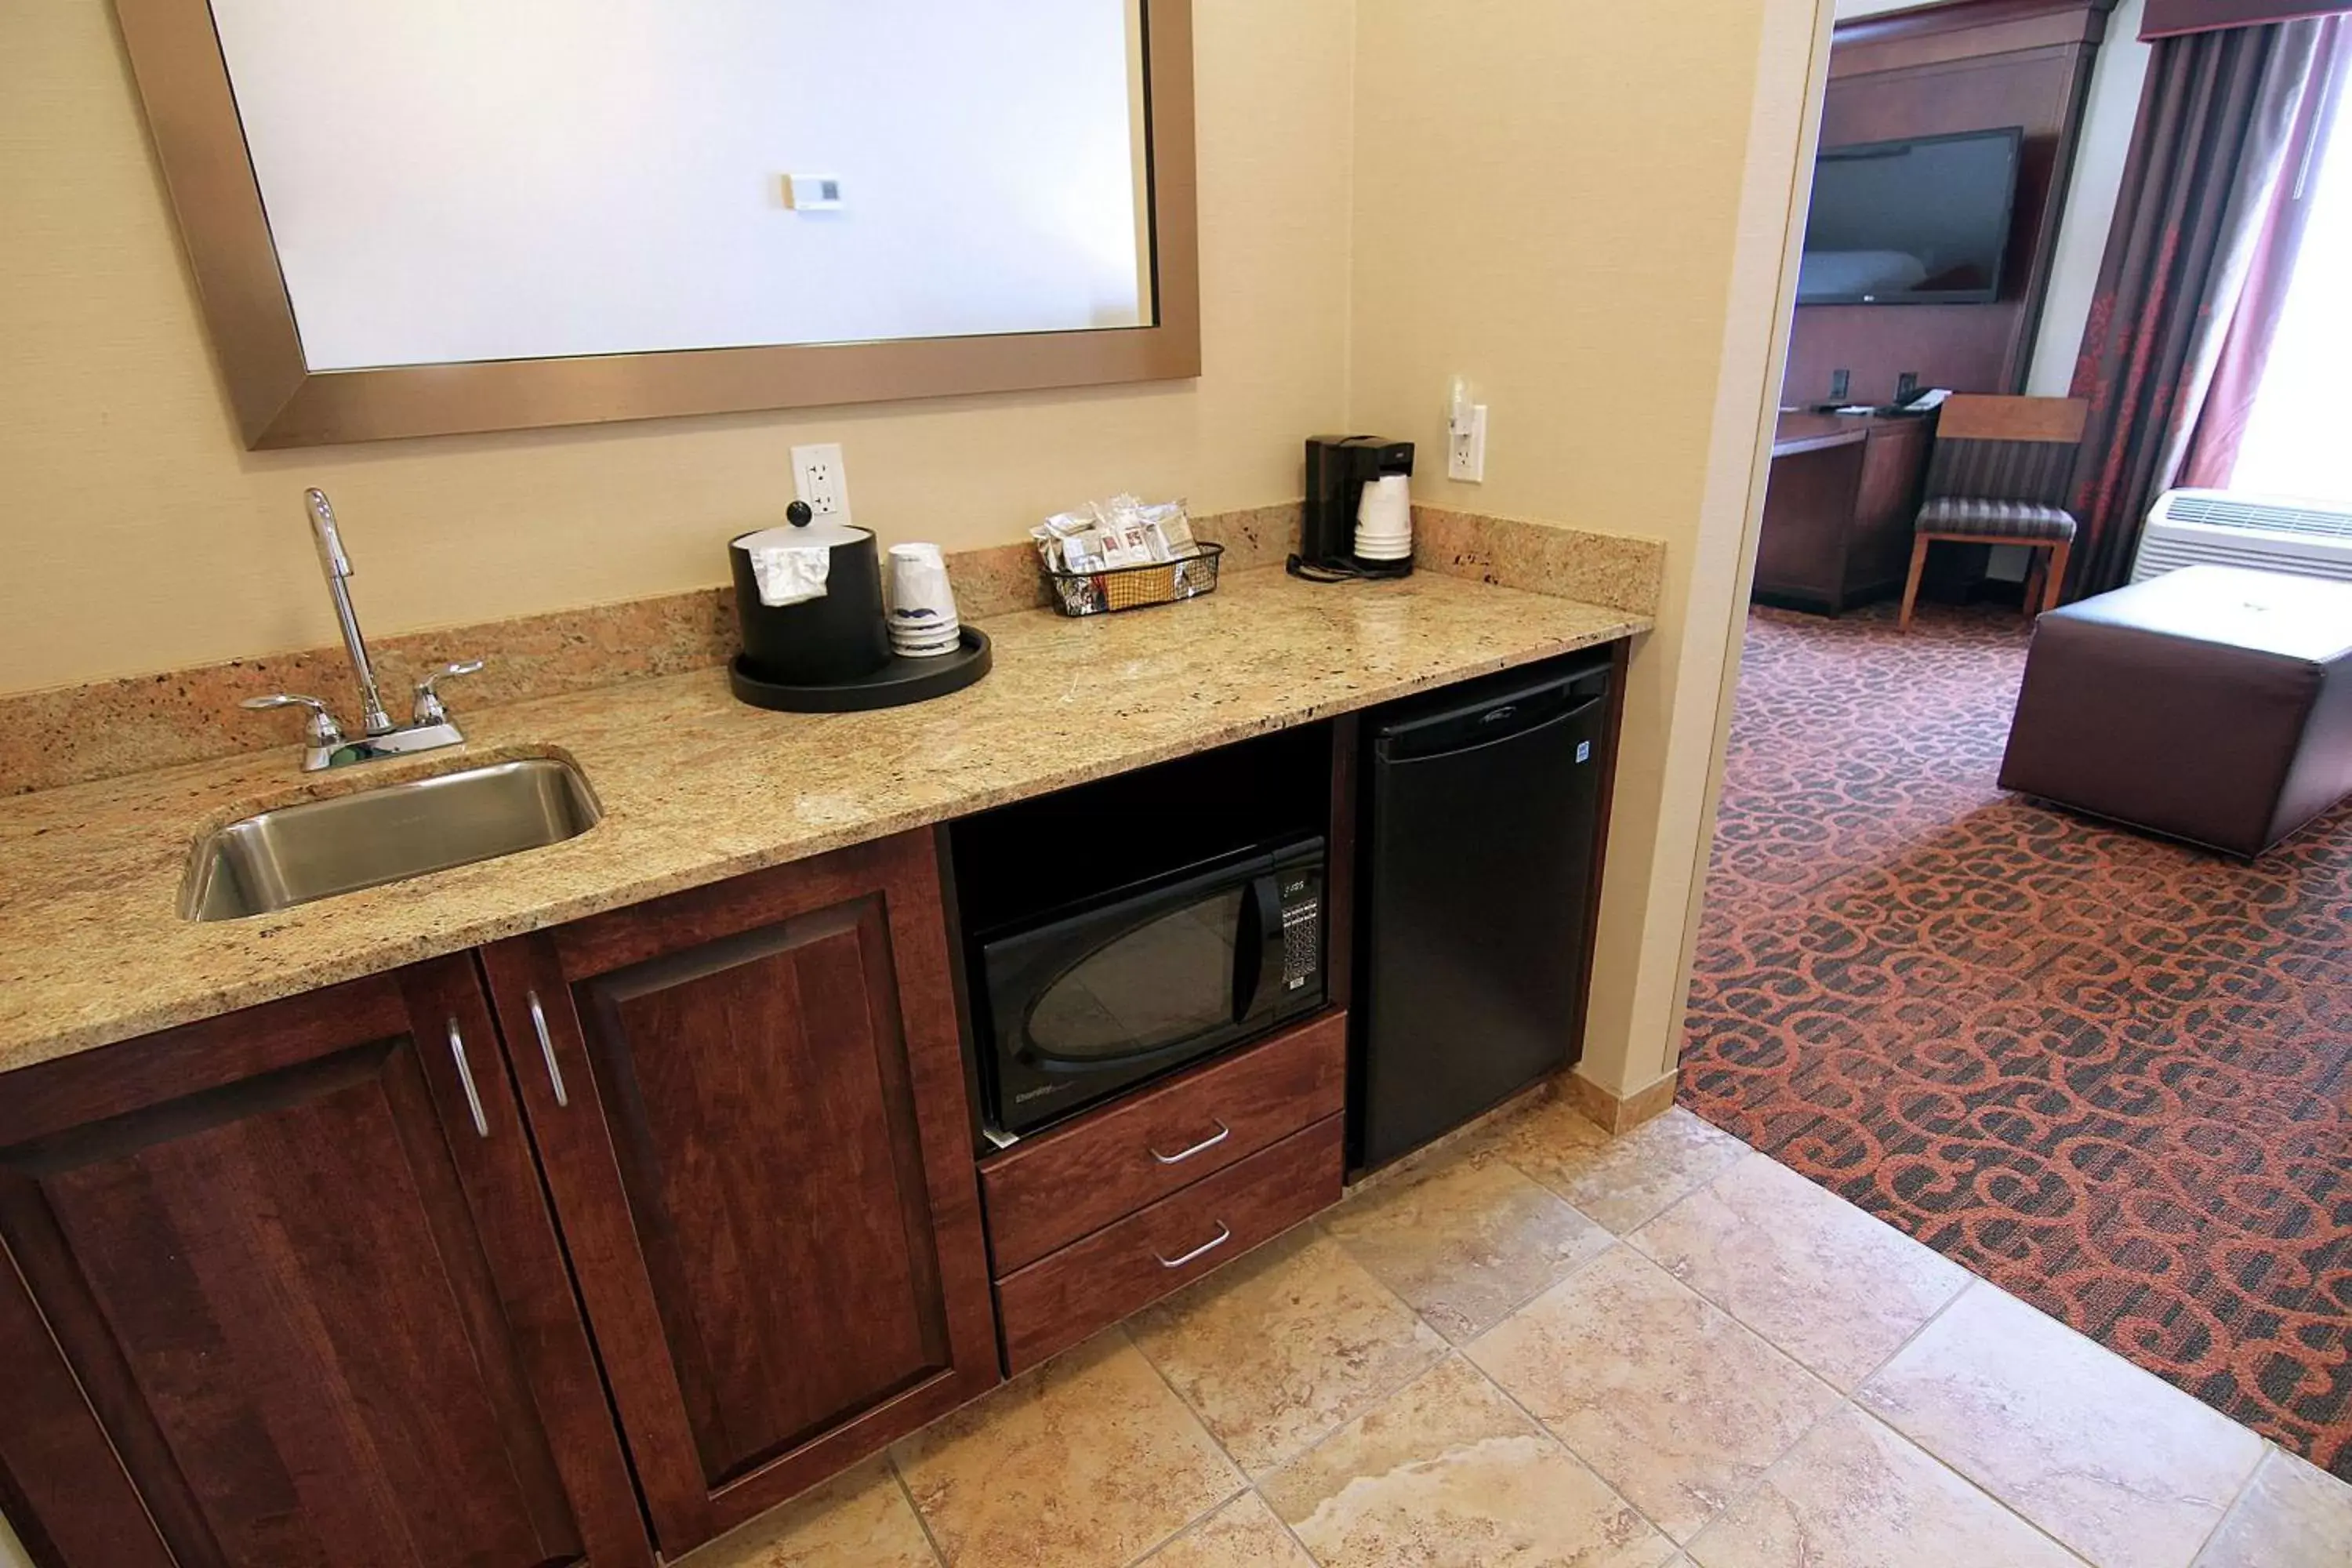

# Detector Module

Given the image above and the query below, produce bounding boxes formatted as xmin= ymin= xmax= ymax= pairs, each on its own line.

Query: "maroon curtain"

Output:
xmin=2183 ymin=23 xmax=2350 ymax=485
xmin=2067 ymin=16 xmax=2345 ymax=593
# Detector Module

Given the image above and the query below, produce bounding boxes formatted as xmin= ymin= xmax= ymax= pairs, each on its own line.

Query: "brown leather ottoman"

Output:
xmin=1998 ymin=564 xmax=2352 ymax=856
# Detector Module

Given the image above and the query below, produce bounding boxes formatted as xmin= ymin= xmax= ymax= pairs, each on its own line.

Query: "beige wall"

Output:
xmin=0 ymin=0 xmax=1827 ymax=1109
xmin=0 ymin=0 xmax=1354 ymax=694
xmin=1349 ymin=0 xmax=1832 ymax=1097
xmin=0 ymin=1 xmax=1829 ymax=1553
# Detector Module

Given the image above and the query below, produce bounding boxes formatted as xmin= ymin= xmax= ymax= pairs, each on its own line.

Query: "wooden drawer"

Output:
xmin=980 ymin=1011 xmax=1346 ymax=1275
xmin=995 ymin=1115 xmax=1343 ymax=1373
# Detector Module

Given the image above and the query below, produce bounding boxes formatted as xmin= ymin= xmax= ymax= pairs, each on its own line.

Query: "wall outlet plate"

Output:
xmin=1448 ymin=404 xmax=1488 ymax=483
xmin=791 ymin=443 xmax=851 ymax=525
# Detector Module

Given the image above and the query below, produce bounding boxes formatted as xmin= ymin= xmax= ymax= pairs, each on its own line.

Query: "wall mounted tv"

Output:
xmin=1796 ymin=127 xmax=2024 ymax=306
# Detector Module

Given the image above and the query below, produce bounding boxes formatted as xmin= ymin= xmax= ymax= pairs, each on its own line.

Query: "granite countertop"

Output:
xmin=0 ymin=568 xmax=1647 ymax=1075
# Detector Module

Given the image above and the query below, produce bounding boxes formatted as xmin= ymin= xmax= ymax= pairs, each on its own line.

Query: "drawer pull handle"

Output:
xmin=1156 ymin=1223 xmax=1232 ymax=1270
xmin=527 ymin=990 xmax=569 ymax=1109
xmin=447 ymin=1018 xmax=489 ymax=1139
xmin=1149 ymin=1121 xmax=1232 ymax=1165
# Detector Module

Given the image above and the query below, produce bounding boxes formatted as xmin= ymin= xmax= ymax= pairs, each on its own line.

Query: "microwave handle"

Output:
xmin=1231 ymin=873 xmax=1285 ymax=1024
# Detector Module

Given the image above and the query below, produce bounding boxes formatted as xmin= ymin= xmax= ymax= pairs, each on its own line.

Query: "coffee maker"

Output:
xmin=1295 ymin=435 xmax=1415 ymax=580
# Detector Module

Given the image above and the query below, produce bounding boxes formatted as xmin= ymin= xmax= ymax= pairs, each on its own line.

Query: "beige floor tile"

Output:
xmin=1629 ymin=1154 xmax=1970 ymax=1390
xmin=1857 ymin=1284 xmax=2264 ymax=1568
xmin=2193 ymin=1446 xmax=2352 ymax=1568
xmin=1685 ymin=1406 xmax=2084 ymax=1567
xmin=891 ymin=1332 xmax=1241 ymax=1568
xmin=1324 ymin=1151 xmax=1614 ymax=1343
xmin=1494 ymin=1104 xmax=1749 ymax=1233
xmin=1465 ymin=1247 xmax=1838 ymax=1542
xmin=673 ymin=1456 xmax=938 ymax=1568
xmin=1259 ymin=1356 xmax=1674 ymax=1568
xmin=1129 ymin=1229 xmax=1449 ymax=1476
xmin=1139 ymin=1492 xmax=1316 ymax=1568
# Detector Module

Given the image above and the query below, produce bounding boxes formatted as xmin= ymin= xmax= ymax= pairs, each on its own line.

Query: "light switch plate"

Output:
xmin=783 ymin=174 xmax=846 ymax=211
xmin=791 ymin=443 xmax=851 ymax=524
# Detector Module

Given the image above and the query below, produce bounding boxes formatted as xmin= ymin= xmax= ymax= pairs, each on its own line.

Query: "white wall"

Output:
xmin=1831 ymin=0 xmax=2151 ymax=393
xmin=209 ymin=0 xmax=1149 ymax=368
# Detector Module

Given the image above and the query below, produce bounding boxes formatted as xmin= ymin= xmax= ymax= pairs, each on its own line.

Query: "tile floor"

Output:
xmin=681 ymin=1098 xmax=2352 ymax=1568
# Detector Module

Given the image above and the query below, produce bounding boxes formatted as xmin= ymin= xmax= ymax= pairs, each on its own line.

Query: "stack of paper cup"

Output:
xmin=1354 ymin=474 xmax=1413 ymax=562
xmin=887 ymin=543 xmax=960 ymax=658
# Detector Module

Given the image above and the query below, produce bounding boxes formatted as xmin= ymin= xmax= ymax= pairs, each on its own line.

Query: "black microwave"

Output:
xmin=972 ymin=836 xmax=1327 ymax=1138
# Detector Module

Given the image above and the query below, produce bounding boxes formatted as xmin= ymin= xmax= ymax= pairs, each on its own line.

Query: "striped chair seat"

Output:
xmin=1917 ymin=495 xmax=2078 ymax=541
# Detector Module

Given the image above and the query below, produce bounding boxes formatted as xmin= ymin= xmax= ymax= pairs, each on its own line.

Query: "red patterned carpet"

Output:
xmin=1679 ymin=600 xmax=2352 ymax=1478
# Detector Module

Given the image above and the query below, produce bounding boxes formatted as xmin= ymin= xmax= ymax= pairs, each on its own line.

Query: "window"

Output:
xmin=2231 ymin=103 xmax=2352 ymax=501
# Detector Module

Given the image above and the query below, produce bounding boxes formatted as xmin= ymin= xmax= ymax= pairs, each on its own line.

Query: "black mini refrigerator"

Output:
xmin=1352 ymin=649 xmax=1616 ymax=1173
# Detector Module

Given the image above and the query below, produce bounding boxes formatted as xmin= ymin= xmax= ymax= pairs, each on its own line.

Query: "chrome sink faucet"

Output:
xmin=242 ymin=488 xmax=484 ymax=771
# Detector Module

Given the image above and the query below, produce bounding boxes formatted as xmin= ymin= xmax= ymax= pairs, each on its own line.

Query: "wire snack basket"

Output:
xmin=1041 ymin=542 xmax=1225 ymax=617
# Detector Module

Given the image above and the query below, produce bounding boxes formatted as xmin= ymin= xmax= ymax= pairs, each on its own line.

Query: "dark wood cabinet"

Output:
xmin=980 ymin=1011 xmax=1348 ymax=1275
xmin=1755 ymin=412 xmax=1934 ymax=614
xmin=0 ymin=957 xmax=649 ymax=1568
xmin=1783 ymin=0 xmax=2112 ymax=405
xmin=994 ymin=1115 xmax=1345 ymax=1374
xmin=481 ymin=831 xmax=999 ymax=1557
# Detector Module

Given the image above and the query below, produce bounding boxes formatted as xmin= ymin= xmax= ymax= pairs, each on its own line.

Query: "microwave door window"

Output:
xmin=1025 ymin=889 xmax=1243 ymax=1062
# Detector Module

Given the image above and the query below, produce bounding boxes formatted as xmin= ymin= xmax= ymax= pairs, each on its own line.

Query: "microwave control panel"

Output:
xmin=1276 ymin=866 xmax=1324 ymax=997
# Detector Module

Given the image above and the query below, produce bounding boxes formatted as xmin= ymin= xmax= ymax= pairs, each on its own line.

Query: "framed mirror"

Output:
xmin=115 ymin=0 xmax=1198 ymax=448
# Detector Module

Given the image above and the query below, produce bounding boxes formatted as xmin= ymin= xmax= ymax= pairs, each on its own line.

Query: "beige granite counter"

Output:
xmin=0 ymin=568 xmax=1646 ymax=1076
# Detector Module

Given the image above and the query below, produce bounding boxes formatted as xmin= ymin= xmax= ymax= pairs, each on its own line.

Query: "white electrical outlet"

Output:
xmin=1449 ymin=404 xmax=1489 ymax=482
xmin=790 ymin=442 xmax=851 ymax=525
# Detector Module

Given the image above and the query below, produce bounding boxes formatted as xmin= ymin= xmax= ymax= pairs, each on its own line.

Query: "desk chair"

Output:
xmin=1898 ymin=394 xmax=2089 ymax=630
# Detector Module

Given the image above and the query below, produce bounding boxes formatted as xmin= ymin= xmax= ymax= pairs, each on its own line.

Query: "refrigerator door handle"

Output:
xmin=1379 ymin=690 xmax=1603 ymax=764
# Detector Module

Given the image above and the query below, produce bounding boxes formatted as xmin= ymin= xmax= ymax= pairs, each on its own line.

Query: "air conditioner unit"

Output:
xmin=2132 ymin=488 xmax=2352 ymax=584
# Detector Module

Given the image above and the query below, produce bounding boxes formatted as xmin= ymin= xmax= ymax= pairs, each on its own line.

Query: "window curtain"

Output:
xmin=2183 ymin=23 xmax=2350 ymax=485
xmin=2067 ymin=15 xmax=2348 ymax=593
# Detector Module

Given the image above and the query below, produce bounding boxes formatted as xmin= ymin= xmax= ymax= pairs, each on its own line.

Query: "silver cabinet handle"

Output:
xmin=447 ymin=1018 xmax=489 ymax=1138
xmin=1155 ymin=1223 xmax=1232 ymax=1270
xmin=527 ymin=990 xmax=568 ymax=1109
xmin=1149 ymin=1120 xmax=1232 ymax=1165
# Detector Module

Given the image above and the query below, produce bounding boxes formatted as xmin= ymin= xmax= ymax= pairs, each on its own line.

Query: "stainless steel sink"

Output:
xmin=180 ymin=758 xmax=602 ymax=920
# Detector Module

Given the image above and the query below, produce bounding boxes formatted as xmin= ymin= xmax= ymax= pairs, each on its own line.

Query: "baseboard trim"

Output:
xmin=1563 ymin=1068 xmax=1679 ymax=1134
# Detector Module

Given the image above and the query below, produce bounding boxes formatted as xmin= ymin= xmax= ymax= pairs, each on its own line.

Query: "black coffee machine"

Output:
xmin=1294 ymin=435 xmax=1415 ymax=581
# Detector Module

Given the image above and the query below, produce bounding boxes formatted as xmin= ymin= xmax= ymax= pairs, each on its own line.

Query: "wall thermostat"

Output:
xmin=783 ymin=174 xmax=845 ymax=211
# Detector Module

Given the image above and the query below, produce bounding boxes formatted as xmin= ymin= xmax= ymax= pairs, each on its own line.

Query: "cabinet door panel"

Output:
xmin=485 ymin=830 xmax=998 ymax=1555
xmin=589 ymin=904 xmax=942 ymax=1477
xmin=0 ymin=960 xmax=648 ymax=1568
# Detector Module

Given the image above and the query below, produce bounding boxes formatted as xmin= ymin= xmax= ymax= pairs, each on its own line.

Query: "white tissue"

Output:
xmin=750 ymin=544 xmax=831 ymax=607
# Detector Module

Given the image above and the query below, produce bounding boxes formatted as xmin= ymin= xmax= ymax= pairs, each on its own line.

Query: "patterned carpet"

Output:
xmin=1679 ymin=599 xmax=2352 ymax=1479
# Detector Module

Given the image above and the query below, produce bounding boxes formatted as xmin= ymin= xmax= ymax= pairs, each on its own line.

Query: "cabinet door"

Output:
xmin=481 ymin=829 xmax=998 ymax=1555
xmin=0 ymin=957 xmax=648 ymax=1568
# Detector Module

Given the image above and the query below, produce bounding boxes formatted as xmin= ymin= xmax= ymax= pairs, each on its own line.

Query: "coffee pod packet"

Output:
xmin=1141 ymin=499 xmax=1196 ymax=557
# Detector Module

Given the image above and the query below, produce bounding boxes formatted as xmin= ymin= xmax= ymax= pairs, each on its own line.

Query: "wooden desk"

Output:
xmin=1753 ymin=411 xmax=1933 ymax=615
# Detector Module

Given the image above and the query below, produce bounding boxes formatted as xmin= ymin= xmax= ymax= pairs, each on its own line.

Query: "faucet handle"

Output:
xmin=412 ymin=659 xmax=485 ymax=726
xmin=242 ymin=693 xmax=346 ymax=748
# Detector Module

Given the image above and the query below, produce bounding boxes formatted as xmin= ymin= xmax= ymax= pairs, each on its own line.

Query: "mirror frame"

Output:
xmin=114 ymin=0 xmax=1200 ymax=448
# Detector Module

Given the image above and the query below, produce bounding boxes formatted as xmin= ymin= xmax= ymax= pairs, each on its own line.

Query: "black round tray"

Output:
xmin=728 ymin=626 xmax=991 ymax=713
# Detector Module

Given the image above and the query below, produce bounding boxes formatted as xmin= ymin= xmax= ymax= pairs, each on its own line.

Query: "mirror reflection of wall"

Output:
xmin=207 ymin=0 xmax=1152 ymax=371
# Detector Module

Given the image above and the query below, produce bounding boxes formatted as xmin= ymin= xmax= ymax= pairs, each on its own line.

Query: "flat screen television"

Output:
xmin=1797 ymin=127 xmax=2024 ymax=306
